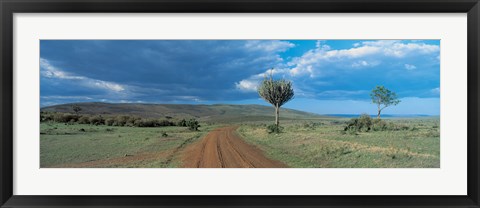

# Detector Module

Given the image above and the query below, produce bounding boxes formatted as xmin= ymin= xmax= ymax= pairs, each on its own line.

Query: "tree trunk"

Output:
xmin=275 ymin=103 xmax=279 ymax=127
xmin=377 ymin=104 xmax=381 ymax=119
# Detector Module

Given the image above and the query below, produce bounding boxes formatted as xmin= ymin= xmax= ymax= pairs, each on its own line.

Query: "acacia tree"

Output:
xmin=370 ymin=86 xmax=400 ymax=119
xmin=258 ymin=75 xmax=294 ymax=128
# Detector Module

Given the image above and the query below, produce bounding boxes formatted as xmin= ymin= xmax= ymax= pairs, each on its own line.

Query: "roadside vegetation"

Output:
xmin=237 ymin=118 xmax=440 ymax=168
xmin=41 ymin=111 xmax=201 ymax=130
xmin=40 ymin=105 xmax=207 ymax=168
xmin=40 ymin=122 xmax=214 ymax=168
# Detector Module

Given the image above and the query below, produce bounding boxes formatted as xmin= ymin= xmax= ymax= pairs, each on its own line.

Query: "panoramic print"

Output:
xmin=40 ymin=40 xmax=440 ymax=168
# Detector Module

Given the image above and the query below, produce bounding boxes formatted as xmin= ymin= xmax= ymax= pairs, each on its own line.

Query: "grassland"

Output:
xmin=237 ymin=118 xmax=440 ymax=168
xmin=40 ymin=103 xmax=440 ymax=168
xmin=40 ymin=122 xmax=215 ymax=168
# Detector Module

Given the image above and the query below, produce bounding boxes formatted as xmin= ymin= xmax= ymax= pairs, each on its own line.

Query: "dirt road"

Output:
xmin=181 ymin=126 xmax=287 ymax=168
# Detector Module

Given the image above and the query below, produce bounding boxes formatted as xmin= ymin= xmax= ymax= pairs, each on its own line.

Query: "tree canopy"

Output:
xmin=258 ymin=74 xmax=294 ymax=129
xmin=370 ymin=85 xmax=400 ymax=118
xmin=258 ymin=76 xmax=294 ymax=108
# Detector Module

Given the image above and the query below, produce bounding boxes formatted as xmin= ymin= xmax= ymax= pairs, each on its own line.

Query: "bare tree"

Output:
xmin=72 ymin=104 xmax=82 ymax=116
xmin=258 ymin=74 xmax=294 ymax=127
xmin=370 ymin=86 xmax=400 ymax=119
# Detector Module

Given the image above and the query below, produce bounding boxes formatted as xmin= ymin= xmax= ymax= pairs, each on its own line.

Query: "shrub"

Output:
xmin=372 ymin=118 xmax=388 ymax=131
xmin=142 ymin=119 xmax=155 ymax=127
xmin=177 ymin=119 xmax=187 ymax=127
xmin=52 ymin=113 xmax=65 ymax=123
xmin=157 ymin=119 xmax=174 ymax=127
xmin=133 ymin=119 xmax=145 ymax=127
xmin=161 ymin=132 xmax=168 ymax=137
xmin=186 ymin=118 xmax=200 ymax=131
xmin=78 ymin=116 xmax=90 ymax=124
xmin=343 ymin=114 xmax=414 ymax=132
xmin=400 ymin=125 xmax=410 ymax=131
xmin=105 ymin=118 xmax=115 ymax=126
xmin=357 ymin=114 xmax=372 ymax=132
xmin=52 ymin=113 xmax=79 ymax=123
xmin=89 ymin=115 xmax=105 ymax=125
xmin=126 ymin=116 xmax=139 ymax=127
xmin=40 ymin=112 xmax=55 ymax=122
xmin=267 ymin=124 xmax=284 ymax=134
xmin=113 ymin=115 xmax=129 ymax=126
xmin=344 ymin=114 xmax=372 ymax=132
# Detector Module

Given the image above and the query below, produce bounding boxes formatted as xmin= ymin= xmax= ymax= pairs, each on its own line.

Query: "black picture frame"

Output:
xmin=1 ymin=0 xmax=479 ymax=207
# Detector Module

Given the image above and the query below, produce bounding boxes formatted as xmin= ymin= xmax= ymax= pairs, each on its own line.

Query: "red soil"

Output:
xmin=181 ymin=126 xmax=287 ymax=168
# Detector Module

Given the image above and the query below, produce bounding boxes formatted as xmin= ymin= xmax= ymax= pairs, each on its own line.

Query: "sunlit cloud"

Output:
xmin=40 ymin=58 xmax=125 ymax=92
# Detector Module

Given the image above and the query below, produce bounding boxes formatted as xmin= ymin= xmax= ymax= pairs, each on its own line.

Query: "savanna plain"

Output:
xmin=40 ymin=103 xmax=439 ymax=168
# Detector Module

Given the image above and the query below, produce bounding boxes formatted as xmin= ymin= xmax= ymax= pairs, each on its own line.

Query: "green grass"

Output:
xmin=237 ymin=118 xmax=440 ymax=168
xmin=41 ymin=117 xmax=440 ymax=168
xmin=40 ymin=122 xmax=214 ymax=168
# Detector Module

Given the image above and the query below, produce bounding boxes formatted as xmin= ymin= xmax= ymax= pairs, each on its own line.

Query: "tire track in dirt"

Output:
xmin=181 ymin=126 xmax=287 ymax=168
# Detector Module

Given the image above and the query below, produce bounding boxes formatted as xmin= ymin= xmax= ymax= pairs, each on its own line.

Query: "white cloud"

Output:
xmin=40 ymin=58 xmax=84 ymax=80
xmin=235 ymin=79 xmax=259 ymax=92
xmin=362 ymin=40 xmax=439 ymax=58
xmin=235 ymin=67 xmax=291 ymax=92
xmin=404 ymin=64 xmax=417 ymax=70
xmin=40 ymin=58 xmax=125 ymax=92
xmin=351 ymin=60 xmax=380 ymax=68
xmin=287 ymin=40 xmax=439 ymax=77
xmin=244 ymin=40 xmax=295 ymax=52
xmin=234 ymin=40 xmax=440 ymax=100
xmin=93 ymin=80 xmax=125 ymax=92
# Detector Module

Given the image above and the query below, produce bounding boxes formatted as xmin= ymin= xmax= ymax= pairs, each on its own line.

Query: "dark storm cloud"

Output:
xmin=40 ymin=40 xmax=294 ymax=105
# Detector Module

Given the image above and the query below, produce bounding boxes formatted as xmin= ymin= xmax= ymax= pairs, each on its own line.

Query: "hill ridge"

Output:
xmin=41 ymin=102 xmax=324 ymax=121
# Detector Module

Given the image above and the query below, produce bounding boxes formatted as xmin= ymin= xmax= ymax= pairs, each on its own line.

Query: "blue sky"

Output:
xmin=40 ymin=40 xmax=440 ymax=115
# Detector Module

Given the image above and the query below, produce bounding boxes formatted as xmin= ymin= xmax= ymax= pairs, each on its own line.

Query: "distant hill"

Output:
xmin=326 ymin=114 xmax=437 ymax=118
xmin=41 ymin=102 xmax=326 ymax=122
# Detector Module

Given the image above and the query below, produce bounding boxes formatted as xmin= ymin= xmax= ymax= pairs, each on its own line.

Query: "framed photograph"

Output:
xmin=1 ymin=0 xmax=479 ymax=207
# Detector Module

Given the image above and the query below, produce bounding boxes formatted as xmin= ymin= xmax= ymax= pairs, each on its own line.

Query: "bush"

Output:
xmin=343 ymin=114 xmax=415 ymax=132
xmin=161 ymin=132 xmax=168 ymax=137
xmin=131 ymin=118 xmax=175 ymax=127
xmin=126 ymin=116 xmax=139 ymax=127
xmin=113 ymin=115 xmax=129 ymax=126
xmin=41 ymin=113 xmax=193 ymax=129
xmin=133 ymin=119 xmax=145 ymax=127
xmin=177 ymin=119 xmax=187 ymax=127
xmin=267 ymin=124 xmax=284 ymax=134
xmin=372 ymin=118 xmax=388 ymax=131
xmin=40 ymin=112 xmax=55 ymax=122
xmin=303 ymin=122 xmax=323 ymax=130
xmin=51 ymin=113 xmax=79 ymax=123
xmin=105 ymin=118 xmax=115 ymax=126
xmin=186 ymin=118 xmax=200 ymax=131
xmin=157 ymin=119 xmax=174 ymax=127
xmin=89 ymin=115 xmax=105 ymax=125
xmin=78 ymin=116 xmax=90 ymax=124
xmin=344 ymin=114 xmax=372 ymax=132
